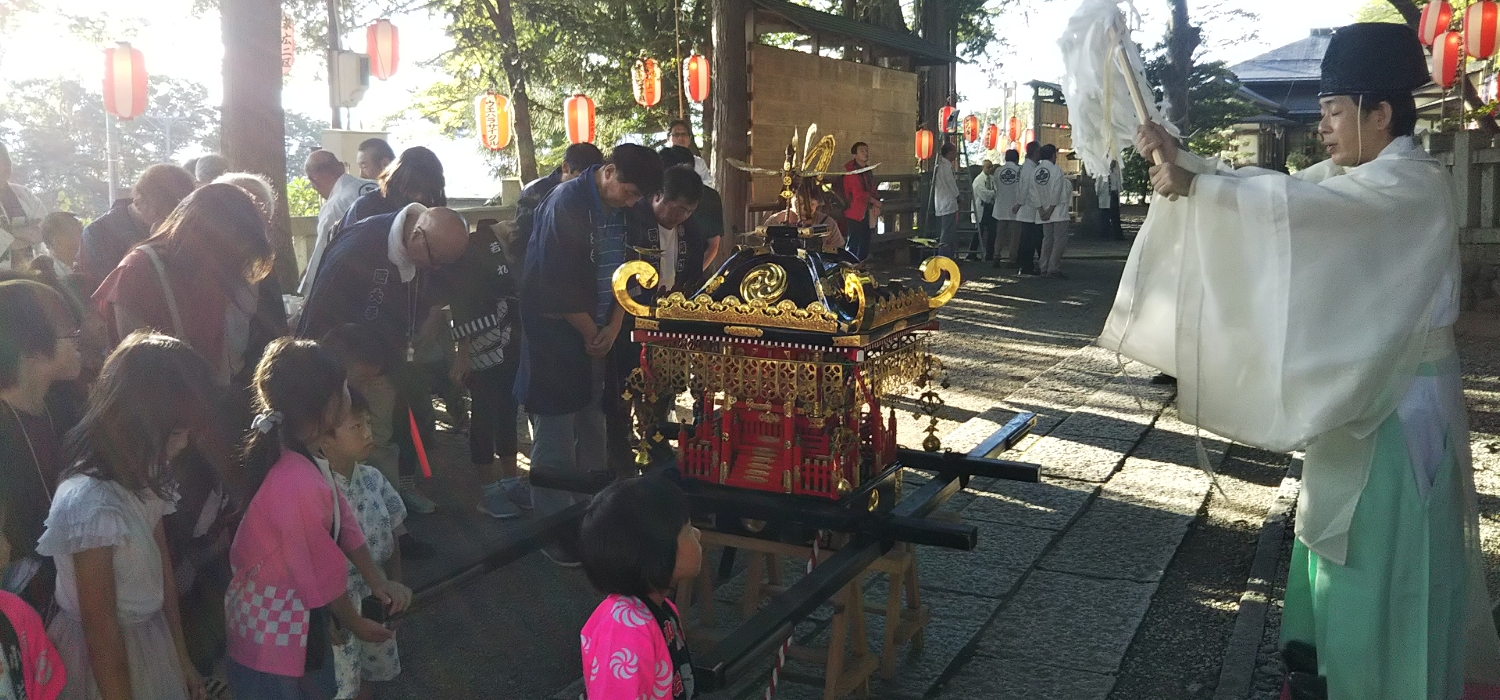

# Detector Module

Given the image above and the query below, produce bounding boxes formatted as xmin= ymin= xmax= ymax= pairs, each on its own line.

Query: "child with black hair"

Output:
xmin=316 ymin=390 xmax=406 ymax=700
xmin=578 ymin=476 xmax=701 ymax=700
xmin=225 ymin=338 xmax=411 ymax=699
xmin=38 ymin=332 xmax=208 ymax=700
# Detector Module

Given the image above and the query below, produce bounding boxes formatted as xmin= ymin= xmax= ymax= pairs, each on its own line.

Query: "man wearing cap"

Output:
xmin=1112 ymin=23 xmax=1500 ymax=700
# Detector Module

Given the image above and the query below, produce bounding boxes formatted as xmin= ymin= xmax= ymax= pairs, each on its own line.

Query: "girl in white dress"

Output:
xmin=38 ymin=332 xmax=214 ymax=700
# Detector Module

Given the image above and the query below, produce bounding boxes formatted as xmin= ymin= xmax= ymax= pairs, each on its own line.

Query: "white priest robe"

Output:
xmin=1099 ymin=136 xmax=1500 ymax=692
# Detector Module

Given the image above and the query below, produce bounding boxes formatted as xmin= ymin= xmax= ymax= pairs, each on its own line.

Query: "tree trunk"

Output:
xmin=221 ymin=0 xmax=296 ymax=289
xmin=481 ymin=0 xmax=539 ymax=182
xmin=1162 ymin=0 xmax=1200 ymax=133
xmin=1384 ymin=0 xmax=1499 ymax=132
xmin=917 ymin=0 xmax=952 ymax=131
xmin=712 ymin=0 xmax=750 ymax=240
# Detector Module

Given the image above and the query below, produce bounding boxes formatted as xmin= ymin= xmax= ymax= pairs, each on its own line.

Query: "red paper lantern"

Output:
xmin=633 ymin=58 xmax=662 ymax=108
xmin=1467 ymin=1 xmax=1500 ymax=58
xmin=1420 ymin=1 xmax=1454 ymax=47
xmin=281 ymin=16 xmax=295 ymax=76
xmin=474 ymin=92 xmax=513 ymax=151
xmin=367 ymin=19 xmax=399 ymax=80
xmin=915 ymin=129 xmax=934 ymax=160
xmin=1432 ymin=30 xmax=1463 ymax=88
xmin=103 ymin=42 xmax=147 ymax=121
xmin=1007 ymin=116 xmax=1021 ymax=143
xmin=962 ymin=115 xmax=980 ymax=143
xmin=1023 ymin=128 xmax=1035 ymax=146
xmin=984 ymin=124 xmax=1000 ymax=151
xmin=565 ymin=93 xmax=596 ymax=144
xmin=939 ymin=106 xmax=957 ymax=132
xmin=685 ymin=54 xmax=710 ymax=104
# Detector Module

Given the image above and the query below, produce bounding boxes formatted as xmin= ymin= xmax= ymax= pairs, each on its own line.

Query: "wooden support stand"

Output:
xmin=675 ymin=531 xmax=930 ymax=700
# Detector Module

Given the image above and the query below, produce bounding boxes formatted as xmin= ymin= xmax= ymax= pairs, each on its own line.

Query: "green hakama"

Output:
xmin=1282 ymin=356 xmax=1483 ymax=700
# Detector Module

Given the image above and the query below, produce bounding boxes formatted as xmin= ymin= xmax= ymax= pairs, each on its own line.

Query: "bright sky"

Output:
xmin=0 ymin=0 xmax=1369 ymax=196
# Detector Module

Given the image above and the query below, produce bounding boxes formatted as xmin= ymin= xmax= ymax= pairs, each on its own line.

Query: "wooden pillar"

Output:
xmin=222 ymin=0 xmax=296 ymax=289
xmin=713 ymin=0 xmax=751 ymax=238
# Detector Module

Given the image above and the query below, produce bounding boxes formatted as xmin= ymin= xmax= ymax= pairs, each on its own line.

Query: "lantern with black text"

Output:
xmin=633 ymin=58 xmax=662 ymax=108
xmin=963 ymin=115 xmax=980 ymax=143
xmin=1467 ymin=1 xmax=1499 ymax=58
xmin=984 ymin=124 xmax=999 ymax=151
xmin=103 ymin=42 xmax=147 ymax=121
xmin=1007 ymin=116 xmax=1021 ymax=144
xmin=915 ymin=129 xmax=935 ymax=160
xmin=1432 ymin=30 xmax=1463 ymax=88
xmin=685 ymin=54 xmax=711 ymax=104
xmin=367 ymin=19 xmax=399 ymax=80
xmin=1420 ymin=1 xmax=1454 ymax=46
xmin=281 ymin=16 xmax=295 ymax=76
xmin=939 ymin=105 xmax=957 ymax=132
xmin=565 ymin=93 xmax=596 ymax=144
xmin=474 ymin=92 xmax=513 ymax=151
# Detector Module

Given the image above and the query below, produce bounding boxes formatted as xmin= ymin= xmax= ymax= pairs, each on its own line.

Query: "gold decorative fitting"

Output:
xmin=612 ymin=261 xmax=659 ymax=318
xmin=871 ymin=287 xmax=931 ymax=328
xmin=655 ymin=292 xmax=841 ymax=333
xmin=740 ymin=263 xmax=789 ymax=303
xmin=841 ymin=269 xmax=867 ymax=326
xmin=701 ymin=274 xmax=726 ymax=294
xmin=635 ymin=318 xmax=659 ymax=330
xmin=920 ymin=256 xmax=961 ymax=309
xmin=868 ymin=490 xmax=880 ymax=512
xmin=725 ymin=325 xmax=765 ymax=338
xmin=836 ymin=477 xmax=853 ymax=495
xmin=833 ymin=335 xmax=867 ymax=347
xmin=782 ymin=470 xmax=793 ymax=493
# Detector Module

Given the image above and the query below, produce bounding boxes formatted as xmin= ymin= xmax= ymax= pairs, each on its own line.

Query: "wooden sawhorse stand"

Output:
xmin=674 ymin=531 xmax=930 ymax=700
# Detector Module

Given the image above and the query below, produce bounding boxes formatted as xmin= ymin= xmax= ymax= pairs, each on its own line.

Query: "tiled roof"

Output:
xmin=1230 ymin=29 xmax=1331 ymax=84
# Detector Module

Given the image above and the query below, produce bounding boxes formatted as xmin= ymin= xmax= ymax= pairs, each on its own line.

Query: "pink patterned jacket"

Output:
xmin=226 ymin=450 xmax=366 ymax=677
xmin=580 ymin=595 xmax=682 ymax=700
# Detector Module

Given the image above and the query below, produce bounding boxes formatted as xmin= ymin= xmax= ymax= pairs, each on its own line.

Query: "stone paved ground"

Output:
xmin=382 ymin=235 xmax=1499 ymax=700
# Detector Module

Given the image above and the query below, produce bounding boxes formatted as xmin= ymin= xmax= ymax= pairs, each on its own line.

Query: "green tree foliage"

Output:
xmin=416 ymin=0 xmax=1002 ymax=177
xmin=0 ymin=75 xmax=323 ymax=217
xmin=417 ymin=0 xmax=713 ymax=177
xmin=1119 ymin=50 xmax=1256 ymax=197
xmin=285 ymin=175 xmax=323 ymax=217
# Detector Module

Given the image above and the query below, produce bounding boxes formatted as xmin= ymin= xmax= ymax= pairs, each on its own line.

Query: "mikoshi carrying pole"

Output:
xmin=1057 ymin=0 xmax=1179 ymax=174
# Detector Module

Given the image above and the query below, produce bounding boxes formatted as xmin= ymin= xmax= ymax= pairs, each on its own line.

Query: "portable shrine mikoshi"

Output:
xmin=612 ymin=219 xmax=960 ymax=506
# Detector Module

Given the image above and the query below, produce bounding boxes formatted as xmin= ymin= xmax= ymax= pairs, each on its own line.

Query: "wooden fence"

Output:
xmin=1426 ymin=131 xmax=1500 ymax=324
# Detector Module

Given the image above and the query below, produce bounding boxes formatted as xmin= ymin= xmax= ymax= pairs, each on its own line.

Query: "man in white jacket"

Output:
xmin=990 ymin=149 xmax=1024 ymax=268
xmin=932 ymin=142 xmax=961 ymax=258
xmin=967 ymin=159 xmax=997 ymax=261
xmin=299 ymin=150 xmax=378 ymax=295
xmin=1012 ymin=142 xmax=1043 ymax=275
xmin=1026 ymin=144 xmax=1072 ymax=277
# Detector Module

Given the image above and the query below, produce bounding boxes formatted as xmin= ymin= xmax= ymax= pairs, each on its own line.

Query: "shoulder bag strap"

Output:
xmin=139 ymin=245 xmax=186 ymax=338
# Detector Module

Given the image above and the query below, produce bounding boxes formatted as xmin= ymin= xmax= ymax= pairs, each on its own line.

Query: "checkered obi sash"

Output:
xmin=225 ymin=565 xmax=312 ymax=650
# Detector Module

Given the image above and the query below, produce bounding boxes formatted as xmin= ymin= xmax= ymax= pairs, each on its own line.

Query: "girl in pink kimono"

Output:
xmin=225 ymin=338 xmax=411 ymax=700
xmin=578 ymin=477 xmax=702 ymax=700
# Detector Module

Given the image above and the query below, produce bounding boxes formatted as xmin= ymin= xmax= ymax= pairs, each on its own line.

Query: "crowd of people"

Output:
xmin=0 ymin=116 xmax=1097 ymax=699
xmin=0 ymin=116 xmax=777 ymax=699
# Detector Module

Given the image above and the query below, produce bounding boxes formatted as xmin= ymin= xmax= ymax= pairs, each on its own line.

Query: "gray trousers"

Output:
xmin=1039 ymin=221 xmax=1071 ymax=274
xmin=529 ymin=359 xmax=609 ymax=518
xmin=996 ymin=219 xmax=1023 ymax=262
xmin=935 ymin=212 xmax=959 ymax=259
